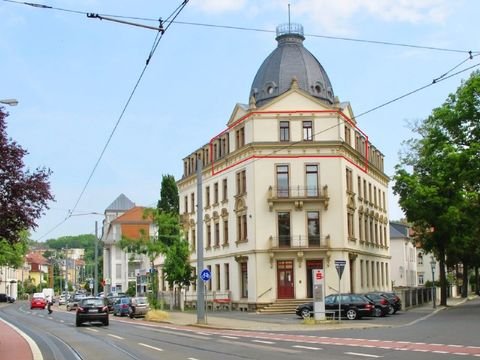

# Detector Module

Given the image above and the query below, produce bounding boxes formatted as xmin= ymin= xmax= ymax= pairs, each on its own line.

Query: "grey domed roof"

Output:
xmin=250 ymin=24 xmax=334 ymax=107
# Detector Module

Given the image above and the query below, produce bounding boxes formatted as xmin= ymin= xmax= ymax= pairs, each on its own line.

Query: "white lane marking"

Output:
xmin=221 ymin=336 xmax=239 ymax=339
xmin=187 ymin=358 xmax=199 ymax=360
xmin=138 ymin=343 xmax=163 ymax=352
xmin=86 ymin=328 xmax=99 ymax=332
xmin=252 ymin=340 xmax=275 ymax=344
xmin=292 ymin=345 xmax=322 ymax=350
xmin=60 ymin=320 xmax=64 ymax=323
xmin=108 ymin=334 xmax=124 ymax=340
xmin=345 ymin=352 xmax=383 ymax=358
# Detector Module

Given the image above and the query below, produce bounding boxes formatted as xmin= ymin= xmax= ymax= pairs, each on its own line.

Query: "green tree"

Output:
xmin=157 ymin=175 xmax=180 ymax=246
xmin=0 ymin=231 xmax=28 ymax=267
xmin=393 ymin=71 xmax=480 ymax=304
xmin=163 ymin=236 xmax=194 ymax=290
xmin=157 ymin=174 xmax=179 ymax=214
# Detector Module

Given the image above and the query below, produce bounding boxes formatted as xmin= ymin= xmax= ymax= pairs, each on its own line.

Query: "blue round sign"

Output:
xmin=200 ymin=269 xmax=211 ymax=282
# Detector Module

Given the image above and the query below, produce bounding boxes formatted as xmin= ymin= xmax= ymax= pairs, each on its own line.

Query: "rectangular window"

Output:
xmin=205 ymin=186 xmax=210 ymax=207
xmin=222 ymin=179 xmax=228 ymax=201
xmin=236 ymin=127 xmax=245 ymax=149
xmin=215 ymin=264 xmax=221 ymax=290
xmin=277 ymin=211 xmax=291 ymax=247
xmin=363 ymin=180 xmax=367 ymax=202
xmin=207 ymin=265 xmax=212 ymax=291
xmin=344 ymin=125 xmax=351 ymax=145
xmin=307 ymin=211 xmax=320 ymax=246
xmin=192 ymin=267 xmax=197 ymax=291
xmin=346 ymin=168 xmax=353 ymax=193
xmin=241 ymin=262 xmax=248 ymax=298
xmin=223 ymin=219 xmax=229 ymax=245
xmin=236 ymin=170 xmax=247 ymax=195
xmin=347 ymin=211 xmax=355 ymax=238
xmin=371 ymin=262 xmax=375 ymax=287
xmin=418 ymin=273 xmax=424 ymax=285
xmin=360 ymin=260 xmax=364 ymax=287
xmin=365 ymin=260 xmax=370 ymax=288
xmin=357 ymin=176 xmax=362 ymax=198
xmin=191 ymin=229 xmax=196 ymax=252
xmin=364 ymin=216 xmax=369 ymax=243
xmin=280 ymin=121 xmax=290 ymax=141
xmin=358 ymin=213 xmax=363 ymax=242
xmin=214 ymin=222 xmax=220 ymax=247
xmin=306 ymin=164 xmax=318 ymax=197
xmin=191 ymin=193 xmax=195 ymax=213
xmin=303 ymin=120 xmax=313 ymax=141
xmin=184 ymin=196 xmax=188 ymax=214
xmin=224 ymin=263 xmax=230 ymax=290
xmin=214 ymin=183 xmax=219 ymax=204
xmin=276 ymin=165 xmax=289 ymax=198
xmin=237 ymin=214 xmax=248 ymax=242
xmin=206 ymin=224 xmax=211 ymax=248
xmin=115 ymin=264 xmax=122 ymax=280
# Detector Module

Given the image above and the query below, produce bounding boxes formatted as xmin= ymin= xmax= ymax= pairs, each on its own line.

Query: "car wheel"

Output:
xmin=374 ymin=307 xmax=382 ymax=317
xmin=104 ymin=318 xmax=109 ymax=326
xmin=76 ymin=319 xmax=82 ymax=327
xmin=388 ymin=305 xmax=395 ymax=315
xmin=346 ymin=308 xmax=358 ymax=320
xmin=300 ymin=308 xmax=311 ymax=318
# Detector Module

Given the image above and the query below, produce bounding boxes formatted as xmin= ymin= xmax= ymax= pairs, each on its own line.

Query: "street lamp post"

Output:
xmin=430 ymin=257 xmax=437 ymax=309
xmin=0 ymin=99 xmax=18 ymax=106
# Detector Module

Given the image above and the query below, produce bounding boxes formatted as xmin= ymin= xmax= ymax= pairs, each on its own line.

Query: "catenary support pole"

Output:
xmin=196 ymin=157 xmax=205 ymax=324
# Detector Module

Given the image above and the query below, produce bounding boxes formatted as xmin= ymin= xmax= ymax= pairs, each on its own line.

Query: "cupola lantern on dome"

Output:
xmin=250 ymin=23 xmax=335 ymax=107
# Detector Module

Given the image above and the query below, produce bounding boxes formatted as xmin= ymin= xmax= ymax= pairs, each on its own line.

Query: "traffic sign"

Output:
xmin=335 ymin=260 xmax=346 ymax=279
xmin=200 ymin=269 xmax=211 ymax=282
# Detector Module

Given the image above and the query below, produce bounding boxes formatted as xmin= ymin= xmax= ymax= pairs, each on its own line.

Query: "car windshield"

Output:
xmin=135 ymin=297 xmax=148 ymax=305
xmin=81 ymin=299 xmax=104 ymax=306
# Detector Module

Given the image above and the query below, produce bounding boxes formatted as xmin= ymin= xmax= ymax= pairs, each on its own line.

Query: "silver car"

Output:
xmin=129 ymin=296 xmax=150 ymax=318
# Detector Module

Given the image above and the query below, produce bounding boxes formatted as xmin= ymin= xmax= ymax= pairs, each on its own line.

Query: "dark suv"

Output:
xmin=364 ymin=292 xmax=390 ymax=317
xmin=296 ymin=293 xmax=375 ymax=320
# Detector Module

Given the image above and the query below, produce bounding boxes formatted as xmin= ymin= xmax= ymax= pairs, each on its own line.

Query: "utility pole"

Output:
xmin=94 ymin=221 xmax=99 ymax=296
xmin=196 ymin=157 xmax=205 ymax=324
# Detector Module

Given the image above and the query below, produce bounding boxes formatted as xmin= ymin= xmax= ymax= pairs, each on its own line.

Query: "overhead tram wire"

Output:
xmin=35 ymin=1 xmax=190 ymax=240
xmin=202 ymin=60 xmax=480 ymax=182
xmin=3 ymin=0 xmax=478 ymax=55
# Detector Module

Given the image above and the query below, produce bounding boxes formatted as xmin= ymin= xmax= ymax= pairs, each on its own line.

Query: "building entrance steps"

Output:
xmin=257 ymin=298 xmax=311 ymax=314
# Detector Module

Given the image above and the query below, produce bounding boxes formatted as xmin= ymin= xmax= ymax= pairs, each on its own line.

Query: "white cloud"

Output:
xmin=190 ymin=0 xmax=248 ymax=14
xmin=191 ymin=0 xmax=451 ymax=35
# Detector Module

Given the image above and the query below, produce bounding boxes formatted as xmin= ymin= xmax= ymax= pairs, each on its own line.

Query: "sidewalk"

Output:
xmin=158 ymin=295 xmax=475 ymax=331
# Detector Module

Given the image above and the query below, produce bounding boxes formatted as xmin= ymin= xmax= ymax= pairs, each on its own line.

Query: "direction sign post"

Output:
xmin=335 ymin=260 xmax=347 ymax=323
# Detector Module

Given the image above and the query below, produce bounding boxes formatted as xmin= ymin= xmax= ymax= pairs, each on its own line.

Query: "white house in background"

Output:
xmin=102 ymin=194 xmax=153 ymax=295
xmin=389 ymin=221 xmax=417 ymax=287
xmin=172 ymin=23 xmax=391 ymax=310
xmin=0 ymin=265 xmax=18 ymax=298
xmin=416 ymin=247 xmax=440 ymax=286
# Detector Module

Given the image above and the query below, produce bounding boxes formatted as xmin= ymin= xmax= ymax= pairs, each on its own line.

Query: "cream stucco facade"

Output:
xmin=177 ymin=82 xmax=391 ymax=309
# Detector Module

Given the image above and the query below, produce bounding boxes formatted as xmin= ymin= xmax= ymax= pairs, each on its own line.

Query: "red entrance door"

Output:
xmin=277 ymin=260 xmax=294 ymax=299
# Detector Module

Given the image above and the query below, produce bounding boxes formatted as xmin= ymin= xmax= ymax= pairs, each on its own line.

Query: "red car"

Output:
xmin=31 ymin=295 xmax=47 ymax=310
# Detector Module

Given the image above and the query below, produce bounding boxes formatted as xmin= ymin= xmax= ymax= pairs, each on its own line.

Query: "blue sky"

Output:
xmin=1 ymin=0 xmax=479 ymax=241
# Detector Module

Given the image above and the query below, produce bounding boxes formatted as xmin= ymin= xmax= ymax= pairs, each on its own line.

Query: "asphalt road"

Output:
xmin=1 ymin=298 xmax=479 ymax=360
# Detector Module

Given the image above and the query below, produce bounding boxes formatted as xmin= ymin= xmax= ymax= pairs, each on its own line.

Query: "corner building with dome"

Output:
xmin=175 ymin=24 xmax=391 ymax=311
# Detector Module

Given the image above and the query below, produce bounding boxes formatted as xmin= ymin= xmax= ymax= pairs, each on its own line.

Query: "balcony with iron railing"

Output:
xmin=269 ymin=234 xmax=330 ymax=250
xmin=267 ymin=185 xmax=329 ymax=211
